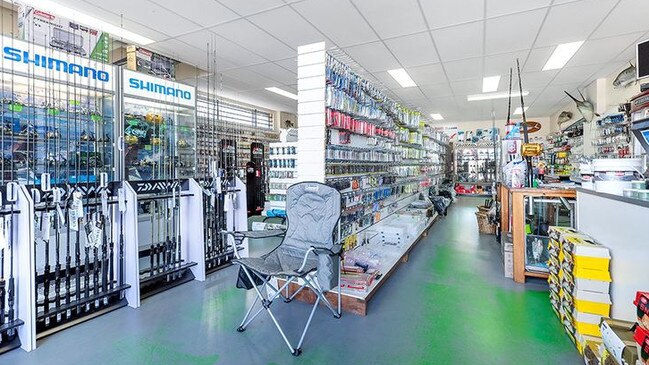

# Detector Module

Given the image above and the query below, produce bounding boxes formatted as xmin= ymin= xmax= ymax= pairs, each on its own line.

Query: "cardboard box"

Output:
xmin=634 ymin=292 xmax=649 ymax=331
xmin=126 ymin=45 xmax=177 ymax=80
xmin=600 ymin=318 xmax=640 ymax=365
xmin=18 ymin=5 xmax=110 ymax=62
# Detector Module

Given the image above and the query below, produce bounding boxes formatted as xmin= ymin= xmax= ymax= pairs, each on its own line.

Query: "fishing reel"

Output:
xmin=19 ymin=124 xmax=39 ymax=139
xmin=124 ymin=134 xmax=139 ymax=145
xmin=151 ymin=136 xmax=162 ymax=146
xmin=80 ymin=130 xmax=96 ymax=142
xmin=145 ymin=113 xmax=164 ymax=124
xmin=46 ymin=128 xmax=61 ymax=139
xmin=177 ymin=139 xmax=191 ymax=148
xmin=2 ymin=123 xmax=13 ymax=135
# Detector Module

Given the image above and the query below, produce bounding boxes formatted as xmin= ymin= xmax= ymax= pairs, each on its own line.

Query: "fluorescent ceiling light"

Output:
xmin=430 ymin=113 xmax=444 ymax=121
xmin=265 ymin=87 xmax=298 ymax=100
xmin=514 ymin=107 xmax=529 ymax=115
xmin=482 ymin=76 xmax=501 ymax=93
xmin=387 ymin=68 xmax=417 ymax=88
xmin=16 ymin=0 xmax=154 ymax=45
xmin=542 ymin=41 xmax=585 ymax=71
xmin=467 ymin=91 xmax=529 ymax=101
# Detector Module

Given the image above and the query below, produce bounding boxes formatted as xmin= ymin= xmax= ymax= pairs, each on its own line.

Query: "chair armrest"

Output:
xmin=311 ymin=244 xmax=342 ymax=257
xmin=221 ymin=229 xmax=286 ymax=240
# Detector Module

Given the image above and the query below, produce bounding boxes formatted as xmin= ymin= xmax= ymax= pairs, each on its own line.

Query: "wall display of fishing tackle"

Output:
xmin=122 ymin=70 xmax=196 ymax=182
xmin=593 ymin=112 xmax=634 ymax=159
xmin=266 ymin=141 xmax=297 ymax=210
xmin=323 ymin=53 xmax=440 ymax=240
xmin=453 ymin=142 xmax=499 ymax=196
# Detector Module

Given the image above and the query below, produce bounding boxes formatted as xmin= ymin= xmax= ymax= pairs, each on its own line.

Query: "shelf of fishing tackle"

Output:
xmin=293 ymin=43 xmax=447 ymax=314
xmin=592 ymin=112 xmax=634 ymax=159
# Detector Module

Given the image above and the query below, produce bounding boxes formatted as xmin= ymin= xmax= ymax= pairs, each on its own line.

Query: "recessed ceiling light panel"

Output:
xmin=542 ymin=41 xmax=584 ymax=71
xmin=388 ymin=68 xmax=417 ymax=88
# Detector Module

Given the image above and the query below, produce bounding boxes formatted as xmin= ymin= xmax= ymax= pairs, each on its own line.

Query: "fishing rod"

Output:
xmin=6 ymin=181 xmax=17 ymax=337
xmin=515 ymin=59 xmax=533 ymax=187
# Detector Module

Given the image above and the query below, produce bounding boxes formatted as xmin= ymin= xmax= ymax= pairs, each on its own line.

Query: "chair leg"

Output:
xmin=296 ymin=296 xmax=321 ymax=352
xmin=304 ymin=276 xmax=339 ymax=319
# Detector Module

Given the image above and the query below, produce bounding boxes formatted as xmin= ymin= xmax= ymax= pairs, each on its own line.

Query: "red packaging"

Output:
xmin=635 ymin=291 xmax=649 ymax=331
xmin=635 ymin=325 xmax=649 ymax=365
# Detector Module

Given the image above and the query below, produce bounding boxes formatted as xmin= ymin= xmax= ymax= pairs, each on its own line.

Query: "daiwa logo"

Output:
xmin=128 ymin=78 xmax=192 ymax=100
xmin=3 ymin=47 xmax=110 ymax=82
xmin=132 ymin=180 xmax=180 ymax=194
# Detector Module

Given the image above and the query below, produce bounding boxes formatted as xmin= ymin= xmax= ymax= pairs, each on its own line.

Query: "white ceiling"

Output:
xmin=47 ymin=0 xmax=649 ymax=121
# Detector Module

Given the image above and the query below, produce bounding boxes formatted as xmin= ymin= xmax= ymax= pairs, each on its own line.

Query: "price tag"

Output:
xmin=56 ymin=203 xmax=65 ymax=226
xmin=42 ymin=212 xmax=51 ymax=239
xmin=118 ymin=188 xmax=126 ymax=213
xmin=0 ymin=217 xmax=7 ymax=250
xmin=101 ymin=190 xmax=109 ymax=217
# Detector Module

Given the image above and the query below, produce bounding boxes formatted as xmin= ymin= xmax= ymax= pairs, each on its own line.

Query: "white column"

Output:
xmin=296 ymin=42 xmax=327 ymax=183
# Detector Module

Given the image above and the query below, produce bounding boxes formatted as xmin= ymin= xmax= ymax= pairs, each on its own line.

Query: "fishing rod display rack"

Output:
xmin=124 ymin=179 xmax=206 ymax=301
xmin=199 ymin=176 xmax=248 ymax=275
xmin=0 ymin=184 xmax=25 ymax=355
xmin=29 ymin=182 xmax=130 ymax=340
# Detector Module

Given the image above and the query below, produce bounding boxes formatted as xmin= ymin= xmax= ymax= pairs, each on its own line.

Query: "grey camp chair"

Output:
xmin=222 ymin=182 xmax=342 ymax=356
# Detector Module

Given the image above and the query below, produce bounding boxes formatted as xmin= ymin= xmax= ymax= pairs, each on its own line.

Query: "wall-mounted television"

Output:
xmin=637 ymin=39 xmax=649 ymax=80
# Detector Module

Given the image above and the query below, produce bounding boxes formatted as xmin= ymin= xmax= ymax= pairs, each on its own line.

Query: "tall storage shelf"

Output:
xmin=453 ymin=141 xmax=499 ymax=196
xmin=266 ymin=141 xmax=298 ymax=209
xmin=293 ymin=42 xmax=447 ymax=315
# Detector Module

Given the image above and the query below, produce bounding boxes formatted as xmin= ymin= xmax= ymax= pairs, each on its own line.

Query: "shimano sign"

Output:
xmin=0 ymin=35 xmax=115 ymax=90
xmin=128 ymin=78 xmax=191 ymax=100
xmin=3 ymin=47 xmax=110 ymax=82
xmin=122 ymin=69 xmax=195 ymax=108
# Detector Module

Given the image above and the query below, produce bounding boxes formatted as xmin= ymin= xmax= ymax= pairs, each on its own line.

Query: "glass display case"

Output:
xmin=1 ymin=36 xmax=117 ymax=185
xmin=121 ymin=70 xmax=196 ymax=180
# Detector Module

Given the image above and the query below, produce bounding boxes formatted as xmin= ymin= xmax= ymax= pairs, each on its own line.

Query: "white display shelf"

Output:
xmin=338 ymin=213 xmax=437 ymax=301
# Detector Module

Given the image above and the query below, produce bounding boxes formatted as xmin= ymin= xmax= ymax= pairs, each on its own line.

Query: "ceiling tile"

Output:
xmin=343 ymin=42 xmax=399 ymax=72
xmin=217 ymin=0 xmax=287 ymax=16
xmin=291 ymin=0 xmax=379 ymax=47
xmin=484 ymin=51 xmax=529 ymax=77
xmin=246 ymin=62 xmax=297 ymax=85
xmin=408 ymin=63 xmax=447 ymax=85
xmin=420 ymin=83 xmax=455 ymax=99
xmin=247 ymin=6 xmax=325 ymax=48
xmin=274 ymin=58 xmax=298 ymax=73
xmin=591 ymin=0 xmax=649 ymax=39
xmin=486 ymin=0 xmax=551 ymax=18
xmin=444 ymin=58 xmax=483 ymax=81
xmin=385 ymin=32 xmax=439 ymax=68
xmin=450 ymin=79 xmax=482 ymax=95
xmin=221 ymin=68 xmax=279 ymax=90
xmin=553 ymin=64 xmax=605 ymax=85
xmin=153 ymin=0 xmax=239 ymax=27
xmin=176 ymin=31 xmax=267 ymax=67
xmin=420 ymin=0 xmax=485 ymax=29
xmin=485 ymin=9 xmax=545 ymax=55
xmin=389 ymin=87 xmax=427 ymax=102
xmin=523 ymin=46 xmax=555 ymax=72
xmin=519 ymin=70 xmax=559 ymax=89
xmin=372 ymin=71 xmax=405 ymax=89
xmin=535 ymin=0 xmax=618 ymax=47
xmin=210 ymin=19 xmax=295 ymax=61
xmin=567 ymin=32 xmax=645 ymax=68
xmin=433 ymin=22 xmax=484 ymax=62
xmin=350 ymin=0 xmax=427 ymax=38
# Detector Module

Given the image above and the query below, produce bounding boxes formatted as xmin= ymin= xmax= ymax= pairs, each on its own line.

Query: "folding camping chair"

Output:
xmin=222 ymin=182 xmax=342 ymax=356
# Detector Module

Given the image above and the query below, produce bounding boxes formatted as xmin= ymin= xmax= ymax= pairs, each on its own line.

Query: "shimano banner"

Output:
xmin=0 ymin=35 xmax=115 ymax=90
xmin=122 ymin=69 xmax=196 ymax=108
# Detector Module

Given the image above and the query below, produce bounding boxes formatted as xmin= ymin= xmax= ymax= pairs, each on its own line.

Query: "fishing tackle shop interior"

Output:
xmin=0 ymin=1 xmax=648 ymax=364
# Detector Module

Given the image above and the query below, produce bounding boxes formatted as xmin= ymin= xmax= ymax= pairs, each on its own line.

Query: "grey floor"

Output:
xmin=3 ymin=198 xmax=581 ymax=365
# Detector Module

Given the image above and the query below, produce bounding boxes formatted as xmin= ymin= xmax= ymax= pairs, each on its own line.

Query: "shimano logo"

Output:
xmin=128 ymin=78 xmax=192 ymax=100
xmin=3 ymin=46 xmax=110 ymax=82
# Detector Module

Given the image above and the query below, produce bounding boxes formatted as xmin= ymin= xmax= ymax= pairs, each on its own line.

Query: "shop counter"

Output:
xmin=576 ymin=187 xmax=649 ymax=322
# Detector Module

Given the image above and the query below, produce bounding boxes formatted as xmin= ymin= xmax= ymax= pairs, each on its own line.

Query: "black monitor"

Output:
xmin=638 ymin=39 xmax=649 ymax=80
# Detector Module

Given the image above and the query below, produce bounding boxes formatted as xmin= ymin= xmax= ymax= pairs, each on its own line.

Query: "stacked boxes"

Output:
xmin=634 ymin=292 xmax=649 ymax=365
xmin=548 ymin=227 xmax=612 ymax=351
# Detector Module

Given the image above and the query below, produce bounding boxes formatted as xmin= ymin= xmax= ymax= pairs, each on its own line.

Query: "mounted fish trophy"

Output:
xmin=612 ymin=62 xmax=637 ymax=89
xmin=564 ymin=90 xmax=599 ymax=123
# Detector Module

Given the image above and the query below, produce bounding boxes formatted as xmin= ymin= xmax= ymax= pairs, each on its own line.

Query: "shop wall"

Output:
xmin=1 ymin=3 xmax=18 ymax=36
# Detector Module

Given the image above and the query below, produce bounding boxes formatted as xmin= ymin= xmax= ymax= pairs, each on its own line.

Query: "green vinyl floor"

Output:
xmin=3 ymin=197 xmax=581 ymax=365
